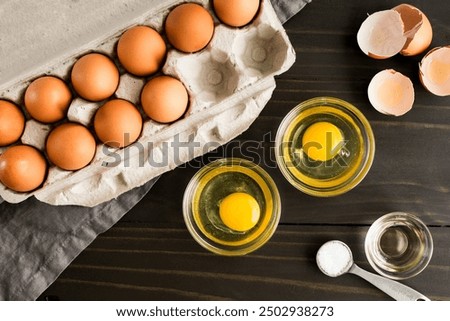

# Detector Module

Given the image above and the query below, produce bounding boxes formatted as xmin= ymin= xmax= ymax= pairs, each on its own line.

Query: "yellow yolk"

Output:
xmin=302 ymin=121 xmax=344 ymax=161
xmin=219 ymin=192 xmax=260 ymax=232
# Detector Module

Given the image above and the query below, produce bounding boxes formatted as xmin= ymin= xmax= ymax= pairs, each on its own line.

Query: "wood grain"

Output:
xmin=40 ymin=0 xmax=450 ymax=300
xmin=41 ymin=224 xmax=450 ymax=301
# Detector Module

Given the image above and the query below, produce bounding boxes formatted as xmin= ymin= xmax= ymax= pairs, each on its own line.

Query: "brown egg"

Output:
xmin=24 ymin=76 xmax=72 ymax=123
xmin=94 ymin=99 xmax=142 ymax=148
xmin=0 ymin=145 xmax=47 ymax=192
xmin=141 ymin=76 xmax=188 ymax=123
xmin=46 ymin=123 xmax=96 ymax=171
xmin=71 ymin=53 xmax=119 ymax=101
xmin=117 ymin=26 xmax=167 ymax=76
xmin=213 ymin=0 xmax=260 ymax=27
xmin=165 ymin=3 xmax=214 ymax=53
xmin=0 ymin=100 xmax=25 ymax=146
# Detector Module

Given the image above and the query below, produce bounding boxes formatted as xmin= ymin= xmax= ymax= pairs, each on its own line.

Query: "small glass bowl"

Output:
xmin=275 ymin=97 xmax=375 ymax=197
xmin=365 ymin=212 xmax=433 ymax=280
xmin=183 ymin=158 xmax=281 ymax=256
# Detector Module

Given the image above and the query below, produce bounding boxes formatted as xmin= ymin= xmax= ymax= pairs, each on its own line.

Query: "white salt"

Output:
xmin=316 ymin=240 xmax=353 ymax=277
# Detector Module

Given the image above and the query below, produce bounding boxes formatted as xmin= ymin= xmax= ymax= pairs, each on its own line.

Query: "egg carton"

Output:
xmin=0 ymin=0 xmax=295 ymax=207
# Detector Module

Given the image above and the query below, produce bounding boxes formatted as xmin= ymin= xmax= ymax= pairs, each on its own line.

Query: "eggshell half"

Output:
xmin=368 ymin=69 xmax=415 ymax=116
xmin=357 ymin=10 xmax=407 ymax=59
xmin=419 ymin=46 xmax=450 ymax=96
xmin=393 ymin=4 xmax=432 ymax=56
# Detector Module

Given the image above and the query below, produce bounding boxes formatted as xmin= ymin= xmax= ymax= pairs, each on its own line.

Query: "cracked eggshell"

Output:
xmin=357 ymin=10 xmax=406 ymax=59
xmin=357 ymin=4 xmax=432 ymax=58
xmin=393 ymin=4 xmax=432 ymax=56
xmin=419 ymin=46 xmax=450 ymax=96
xmin=368 ymin=69 xmax=415 ymax=116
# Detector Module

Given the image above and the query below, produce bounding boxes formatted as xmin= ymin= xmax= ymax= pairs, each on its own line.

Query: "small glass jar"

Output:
xmin=365 ymin=212 xmax=433 ymax=280
xmin=183 ymin=158 xmax=281 ymax=256
xmin=275 ymin=97 xmax=375 ymax=197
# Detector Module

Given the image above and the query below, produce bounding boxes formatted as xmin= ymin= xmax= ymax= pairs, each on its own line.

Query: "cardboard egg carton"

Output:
xmin=0 ymin=0 xmax=295 ymax=206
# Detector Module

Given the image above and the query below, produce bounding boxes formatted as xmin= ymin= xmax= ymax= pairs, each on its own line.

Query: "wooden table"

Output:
xmin=40 ymin=0 xmax=450 ymax=300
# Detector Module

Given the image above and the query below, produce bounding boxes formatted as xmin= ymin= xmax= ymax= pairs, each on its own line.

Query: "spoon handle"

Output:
xmin=349 ymin=264 xmax=430 ymax=301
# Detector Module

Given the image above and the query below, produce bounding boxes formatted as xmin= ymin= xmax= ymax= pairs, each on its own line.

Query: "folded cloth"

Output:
xmin=0 ymin=0 xmax=310 ymax=301
xmin=0 ymin=178 xmax=158 ymax=300
xmin=271 ymin=0 xmax=311 ymax=23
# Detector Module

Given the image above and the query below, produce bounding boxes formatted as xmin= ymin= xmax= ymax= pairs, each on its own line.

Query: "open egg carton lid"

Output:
xmin=0 ymin=0 xmax=295 ymax=207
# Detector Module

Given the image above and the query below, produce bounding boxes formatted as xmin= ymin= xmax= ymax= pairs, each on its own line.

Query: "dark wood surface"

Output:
xmin=40 ymin=0 xmax=450 ymax=300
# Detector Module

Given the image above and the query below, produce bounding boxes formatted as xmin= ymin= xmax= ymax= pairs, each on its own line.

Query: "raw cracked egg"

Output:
xmin=24 ymin=76 xmax=72 ymax=123
xmin=213 ymin=0 xmax=260 ymax=27
xmin=94 ymin=99 xmax=142 ymax=148
xmin=141 ymin=76 xmax=189 ymax=123
xmin=368 ymin=69 xmax=415 ymax=116
xmin=71 ymin=53 xmax=119 ymax=101
xmin=165 ymin=3 xmax=214 ymax=53
xmin=419 ymin=46 xmax=450 ymax=96
xmin=219 ymin=192 xmax=260 ymax=232
xmin=117 ymin=26 xmax=167 ymax=76
xmin=0 ymin=100 xmax=25 ymax=146
xmin=302 ymin=121 xmax=344 ymax=162
xmin=0 ymin=145 xmax=47 ymax=192
xmin=46 ymin=123 xmax=97 ymax=171
xmin=357 ymin=4 xmax=432 ymax=59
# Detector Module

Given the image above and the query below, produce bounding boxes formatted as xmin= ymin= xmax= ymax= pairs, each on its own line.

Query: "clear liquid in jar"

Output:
xmin=377 ymin=223 xmax=426 ymax=273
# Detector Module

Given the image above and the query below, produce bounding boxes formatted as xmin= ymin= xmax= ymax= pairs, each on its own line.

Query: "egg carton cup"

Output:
xmin=0 ymin=0 xmax=295 ymax=207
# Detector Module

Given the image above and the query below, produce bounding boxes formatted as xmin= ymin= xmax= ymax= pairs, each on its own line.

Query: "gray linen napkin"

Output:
xmin=0 ymin=0 xmax=310 ymax=301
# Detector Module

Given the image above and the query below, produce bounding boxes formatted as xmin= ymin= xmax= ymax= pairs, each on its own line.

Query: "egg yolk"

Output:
xmin=302 ymin=121 xmax=344 ymax=162
xmin=219 ymin=192 xmax=260 ymax=232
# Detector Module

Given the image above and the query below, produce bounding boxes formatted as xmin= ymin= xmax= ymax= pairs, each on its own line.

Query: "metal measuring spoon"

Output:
xmin=316 ymin=240 xmax=430 ymax=301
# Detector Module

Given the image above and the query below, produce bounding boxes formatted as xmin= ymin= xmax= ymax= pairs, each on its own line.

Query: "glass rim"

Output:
xmin=182 ymin=157 xmax=281 ymax=256
xmin=275 ymin=96 xmax=375 ymax=197
xmin=364 ymin=212 xmax=434 ymax=280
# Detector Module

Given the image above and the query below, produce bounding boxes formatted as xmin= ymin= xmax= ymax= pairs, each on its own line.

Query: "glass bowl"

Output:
xmin=183 ymin=158 xmax=281 ymax=256
xmin=275 ymin=97 xmax=375 ymax=197
xmin=365 ymin=212 xmax=433 ymax=280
